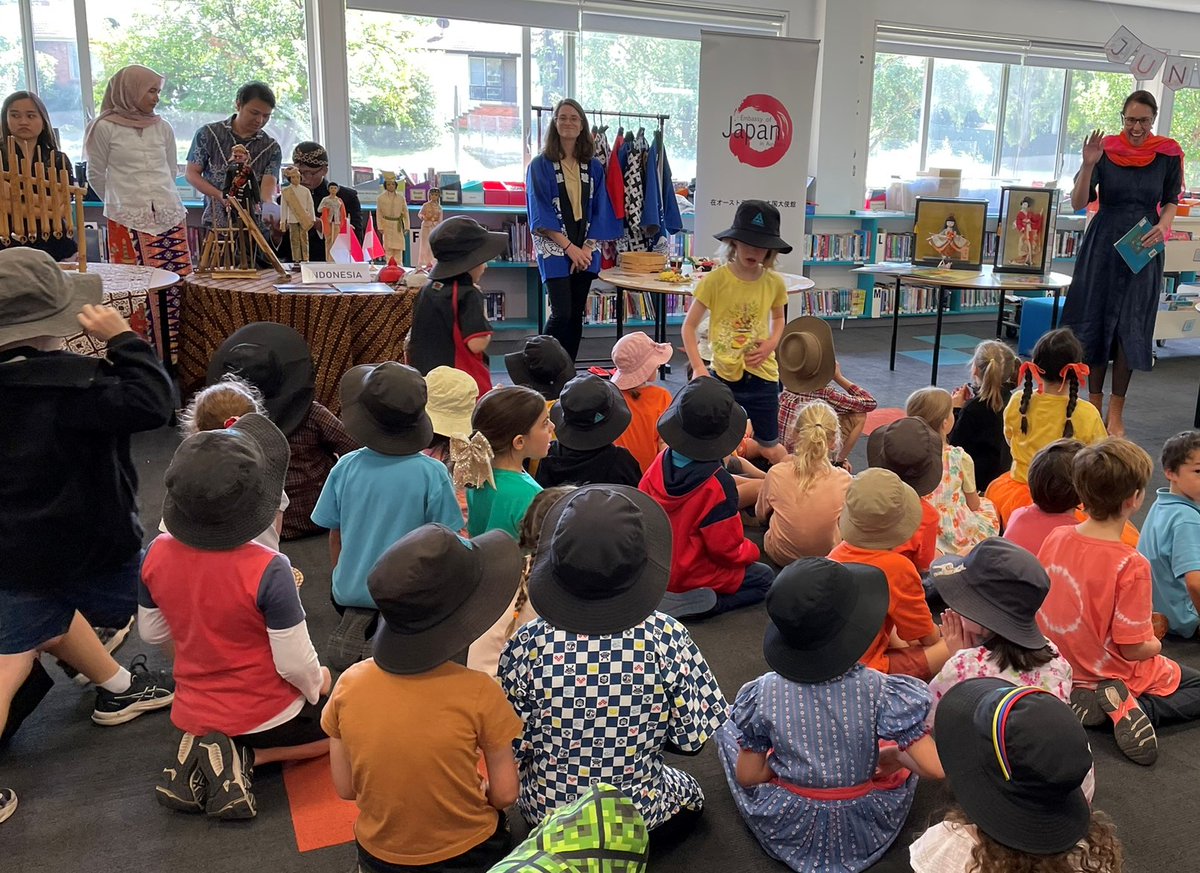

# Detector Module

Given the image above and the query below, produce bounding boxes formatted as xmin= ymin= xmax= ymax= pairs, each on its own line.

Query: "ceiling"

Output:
xmin=1085 ymin=0 xmax=1200 ymax=11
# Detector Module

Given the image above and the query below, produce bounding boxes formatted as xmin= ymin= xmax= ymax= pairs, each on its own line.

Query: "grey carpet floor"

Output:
xmin=3 ymin=319 xmax=1199 ymax=872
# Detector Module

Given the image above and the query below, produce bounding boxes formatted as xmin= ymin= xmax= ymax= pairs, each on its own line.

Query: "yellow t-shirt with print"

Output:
xmin=693 ymin=264 xmax=787 ymax=382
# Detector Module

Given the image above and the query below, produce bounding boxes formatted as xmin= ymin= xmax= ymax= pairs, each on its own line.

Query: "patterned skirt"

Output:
xmin=107 ymin=220 xmax=193 ymax=364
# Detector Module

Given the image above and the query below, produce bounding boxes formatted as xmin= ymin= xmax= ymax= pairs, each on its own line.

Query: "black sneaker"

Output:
xmin=156 ymin=732 xmax=205 ymax=813
xmin=59 ymin=617 xmax=135 ymax=686
xmin=0 ymin=788 xmax=16 ymax=824
xmin=92 ymin=654 xmax=175 ymax=726
xmin=196 ymin=733 xmax=256 ymax=820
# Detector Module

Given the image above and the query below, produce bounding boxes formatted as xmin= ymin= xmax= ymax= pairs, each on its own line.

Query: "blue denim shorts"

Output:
xmin=713 ymin=371 xmax=782 ymax=446
xmin=0 ymin=550 xmax=141 ymax=655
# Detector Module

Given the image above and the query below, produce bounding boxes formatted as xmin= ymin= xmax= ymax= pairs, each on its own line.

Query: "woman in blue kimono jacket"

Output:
xmin=526 ymin=98 xmax=622 ymax=361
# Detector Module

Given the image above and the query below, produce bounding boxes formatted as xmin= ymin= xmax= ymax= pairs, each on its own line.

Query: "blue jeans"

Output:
xmin=712 ymin=371 xmax=781 ymax=446
xmin=713 ymin=562 xmax=775 ymax=615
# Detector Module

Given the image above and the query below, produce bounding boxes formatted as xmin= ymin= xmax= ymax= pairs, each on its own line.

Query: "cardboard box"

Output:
xmin=915 ymin=168 xmax=962 ymax=199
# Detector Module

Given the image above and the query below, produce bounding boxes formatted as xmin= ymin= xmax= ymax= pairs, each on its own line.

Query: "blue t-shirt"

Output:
xmin=311 ymin=448 xmax=464 ymax=608
xmin=1139 ymin=488 xmax=1200 ymax=636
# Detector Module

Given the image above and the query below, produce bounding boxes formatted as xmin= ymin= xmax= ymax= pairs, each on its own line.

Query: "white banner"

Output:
xmin=695 ymin=32 xmax=820 ymax=275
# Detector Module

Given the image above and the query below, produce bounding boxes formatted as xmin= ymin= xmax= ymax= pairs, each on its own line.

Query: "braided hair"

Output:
xmin=1019 ymin=328 xmax=1085 ymax=437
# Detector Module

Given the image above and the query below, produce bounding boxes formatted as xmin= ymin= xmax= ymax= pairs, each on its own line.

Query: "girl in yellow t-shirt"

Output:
xmin=683 ymin=200 xmax=791 ymax=465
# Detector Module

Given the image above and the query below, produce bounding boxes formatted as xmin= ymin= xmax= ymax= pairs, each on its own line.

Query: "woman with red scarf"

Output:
xmin=1062 ymin=90 xmax=1183 ymax=437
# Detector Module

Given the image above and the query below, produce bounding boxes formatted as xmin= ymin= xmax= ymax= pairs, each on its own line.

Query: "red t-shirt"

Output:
xmin=828 ymin=542 xmax=936 ymax=673
xmin=1037 ymin=527 xmax=1180 ymax=697
xmin=895 ymin=499 xmax=940 ymax=574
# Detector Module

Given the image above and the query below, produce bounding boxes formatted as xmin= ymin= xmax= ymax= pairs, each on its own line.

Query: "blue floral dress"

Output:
xmin=717 ymin=665 xmax=931 ymax=873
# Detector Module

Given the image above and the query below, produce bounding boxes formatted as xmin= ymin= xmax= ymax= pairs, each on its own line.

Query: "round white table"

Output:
xmin=61 ymin=263 xmax=182 ymax=366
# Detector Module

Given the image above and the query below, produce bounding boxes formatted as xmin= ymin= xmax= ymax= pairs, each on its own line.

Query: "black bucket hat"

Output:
xmin=938 ymin=679 xmax=1093 ymax=855
xmin=550 ymin=374 xmax=633 ymax=451
xmin=529 ymin=485 xmax=671 ymax=635
xmin=162 ymin=413 xmax=289 ymax=551
xmin=713 ymin=200 xmax=793 ymax=253
xmin=763 ymin=558 xmax=890 ymax=683
xmin=428 ymin=217 xmax=510 ymax=281
xmin=657 ymin=377 xmax=748 ymax=462
xmin=369 ymin=524 xmax=522 ymax=675
xmin=505 ymin=335 xmax=575 ymax=400
xmin=929 ymin=537 xmax=1050 ymax=649
xmin=208 ymin=322 xmax=316 ymax=436
xmin=866 ymin=416 xmax=943 ymax=496
xmin=340 ymin=362 xmax=433 ymax=455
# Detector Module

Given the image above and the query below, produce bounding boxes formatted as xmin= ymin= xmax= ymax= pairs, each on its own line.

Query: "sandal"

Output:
xmin=1097 ymin=679 xmax=1157 ymax=766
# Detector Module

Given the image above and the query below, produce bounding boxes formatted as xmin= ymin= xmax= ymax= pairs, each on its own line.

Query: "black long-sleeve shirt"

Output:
xmin=949 ymin=390 xmax=1013 ymax=493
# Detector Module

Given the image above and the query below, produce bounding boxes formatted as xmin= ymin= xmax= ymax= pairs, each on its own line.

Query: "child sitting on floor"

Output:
xmin=1003 ymin=438 xmax=1084 ymax=556
xmin=756 ymin=399 xmax=851 ymax=565
xmin=610 ymin=331 xmax=674 ymax=473
xmin=867 ymin=416 xmax=943 ymax=571
xmin=907 ymin=387 xmax=999 ymax=555
xmin=467 ymin=484 xmax=575 ymax=678
xmin=1140 ymin=430 xmax=1200 ymax=640
xmin=456 ymin=385 xmax=551 ymax=540
xmin=535 ymin=374 xmax=641 ymax=488
xmin=829 ymin=469 xmax=948 ymax=680
xmin=911 ymin=679 xmax=1121 ymax=872
xmin=640 ymin=378 xmax=776 ymax=619
xmin=500 ymin=485 xmax=727 ymax=840
xmin=948 ymin=339 xmax=1018 ymax=493
xmin=1038 ymin=438 xmax=1200 ymax=767
xmin=141 ymin=414 xmax=330 ymax=820
xmin=504 ymin=334 xmax=575 ymax=405
xmin=719 ymin=557 xmax=941 ymax=873
xmin=311 ymin=363 xmax=463 ymax=670
xmin=323 ymin=524 xmax=524 ymax=873
xmin=986 ymin=328 xmax=1105 ymax=528
xmin=208 ymin=322 xmax=357 ymax=540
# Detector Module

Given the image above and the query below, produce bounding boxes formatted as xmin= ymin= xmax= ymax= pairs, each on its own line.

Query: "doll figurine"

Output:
xmin=416 ymin=187 xmax=442 ymax=269
xmin=279 ymin=165 xmax=315 ymax=263
xmin=223 ymin=144 xmax=260 ymax=220
xmin=376 ymin=171 xmax=410 ymax=265
xmin=1013 ymin=196 xmax=1044 ymax=266
xmin=926 ymin=215 xmax=971 ymax=261
xmin=319 ymin=183 xmax=345 ymax=261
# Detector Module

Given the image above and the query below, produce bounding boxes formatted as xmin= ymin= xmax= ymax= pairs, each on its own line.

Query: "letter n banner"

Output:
xmin=696 ymin=32 xmax=819 ymax=275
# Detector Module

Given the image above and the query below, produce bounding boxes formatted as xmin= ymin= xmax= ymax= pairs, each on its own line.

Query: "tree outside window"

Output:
xmin=867 ymin=54 xmax=925 ymax=188
xmin=1169 ymin=88 xmax=1200 ymax=193
xmin=0 ymin=1 xmax=25 ymax=96
xmin=999 ymin=66 xmax=1065 ymax=181
xmin=1058 ymin=69 xmax=1134 ymax=196
xmin=925 ymin=59 xmax=1003 ymax=178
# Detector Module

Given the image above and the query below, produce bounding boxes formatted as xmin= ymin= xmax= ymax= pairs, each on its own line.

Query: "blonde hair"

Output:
xmin=716 ymin=239 xmax=780 ymax=270
xmin=179 ymin=375 xmax=265 ymax=436
xmin=970 ymin=340 xmax=1019 ymax=413
xmin=906 ymin=387 xmax=954 ymax=433
xmin=788 ymin=401 xmax=840 ymax=493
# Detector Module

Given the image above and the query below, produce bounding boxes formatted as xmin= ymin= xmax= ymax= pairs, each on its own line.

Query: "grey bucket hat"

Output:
xmin=0 ymin=248 xmax=102 ymax=346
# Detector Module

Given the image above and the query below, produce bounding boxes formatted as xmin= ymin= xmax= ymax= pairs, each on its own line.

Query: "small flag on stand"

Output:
xmin=362 ymin=215 xmax=386 ymax=261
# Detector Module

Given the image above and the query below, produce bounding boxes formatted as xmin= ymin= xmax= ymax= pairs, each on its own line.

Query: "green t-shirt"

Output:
xmin=466 ymin=468 xmax=542 ymax=539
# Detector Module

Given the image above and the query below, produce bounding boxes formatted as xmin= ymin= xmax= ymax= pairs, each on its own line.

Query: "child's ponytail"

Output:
xmin=788 ymin=401 xmax=839 ymax=492
xmin=1017 ymin=361 xmax=1044 ymax=436
xmin=971 ymin=340 xmax=1018 ymax=413
xmin=455 ymin=385 xmax=547 ymax=489
xmin=1059 ymin=363 xmax=1090 ymax=440
xmin=450 ymin=431 xmax=495 ymax=489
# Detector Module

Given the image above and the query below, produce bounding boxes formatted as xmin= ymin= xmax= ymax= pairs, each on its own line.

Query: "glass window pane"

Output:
xmin=1170 ymin=88 xmax=1200 ymax=192
xmin=999 ymin=66 xmax=1065 ymax=182
xmin=0 ymin=0 xmax=26 ymax=95
xmin=576 ymin=31 xmax=699 ymax=182
xmin=346 ymin=12 xmax=526 ymax=183
xmin=31 ymin=0 xmax=85 ymax=162
xmin=1059 ymin=69 xmax=1135 ymax=194
xmin=87 ymin=1 xmax=311 ymax=179
xmin=925 ymin=58 xmax=1003 ymax=177
xmin=867 ymin=54 xmax=925 ymax=188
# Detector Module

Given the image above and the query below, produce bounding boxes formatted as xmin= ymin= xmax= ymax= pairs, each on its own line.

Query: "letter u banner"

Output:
xmin=696 ymin=32 xmax=820 ymax=274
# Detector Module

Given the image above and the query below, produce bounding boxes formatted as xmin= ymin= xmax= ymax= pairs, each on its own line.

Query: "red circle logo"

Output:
xmin=726 ymin=94 xmax=793 ymax=168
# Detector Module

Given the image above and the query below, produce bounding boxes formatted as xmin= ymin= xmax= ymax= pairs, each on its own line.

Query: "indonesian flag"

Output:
xmin=363 ymin=214 xmax=386 ymax=260
xmin=329 ymin=218 xmax=365 ymax=263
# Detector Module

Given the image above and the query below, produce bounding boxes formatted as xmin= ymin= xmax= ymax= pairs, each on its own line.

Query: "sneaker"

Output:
xmin=92 ymin=654 xmax=175 ymax=726
xmin=1069 ymin=687 xmax=1106 ymax=727
xmin=196 ymin=733 xmax=256 ymax=820
xmin=658 ymin=588 xmax=718 ymax=619
xmin=156 ymin=732 xmax=205 ymax=813
xmin=1097 ymin=679 xmax=1158 ymax=766
xmin=0 ymin=789 xmax=16 ymax=824
xmin=59 ymin=617 xmax=135 ymax=686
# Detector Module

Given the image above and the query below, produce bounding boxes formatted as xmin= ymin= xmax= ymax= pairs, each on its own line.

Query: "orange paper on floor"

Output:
xmin=864 ymin=407 xmax=906 ymax=435
xmin=282 ymin=756 xmax=359 ymax=853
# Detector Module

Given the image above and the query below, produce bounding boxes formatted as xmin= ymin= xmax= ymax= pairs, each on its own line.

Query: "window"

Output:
xmin=1169 ymin=88 xmax=1200 ymax=192
xmin=867 ymin=54 xmax=926 ymax=188
xmin=925 ymin=58 xmax=1003 ymax=178
xmin=87 ymin=0 xmax=311 ymax=175
xmin=1058 ymin=69 xmax=1135 ymax=192
xmin=32 ymin=0 xmax=86 ymax=161
xmin=999 ymin=66 xmax=1065 ymax=181
xmin=468 ymin=56 xmax=517 ymax=103
xmin=0 ymin=2 xmax=26 ymax=96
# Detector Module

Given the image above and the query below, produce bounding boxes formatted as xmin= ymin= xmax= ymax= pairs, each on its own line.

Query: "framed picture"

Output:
xmin=912 ymin=198 xmax=988 ymax=270
xmin=994 ymin=187 xmax=1056 ymax=275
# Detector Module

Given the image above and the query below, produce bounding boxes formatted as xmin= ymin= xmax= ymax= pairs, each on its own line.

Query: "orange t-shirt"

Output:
xmin=614 ymin=384 xmax=673 ymax=473
xmin=828 ymin=542 xmax=936 ymax=673
xmin=894 ymin=498 xmax=940 ymax=573
xmin=321 ymin=660 xmax=523 ymax=865
xmin=1037 ymin=527 xmax=1180 ymax=697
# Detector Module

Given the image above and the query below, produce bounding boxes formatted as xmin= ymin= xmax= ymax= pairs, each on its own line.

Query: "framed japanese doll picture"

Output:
xmin=913 ymin=198 xmax=987 ymax=270
xmin=995 ymin=187 xmax=1056 ymax=275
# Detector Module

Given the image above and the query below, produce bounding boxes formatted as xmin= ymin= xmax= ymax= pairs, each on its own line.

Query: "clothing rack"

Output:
xmin=531 ymin=106 xmax=670 ymax=156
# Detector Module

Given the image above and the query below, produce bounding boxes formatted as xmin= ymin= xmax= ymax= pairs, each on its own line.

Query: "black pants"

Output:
xmin=1139 ymin=664 xmax=1200 ymax=726
xmin=544 ymin=271 xmax=596 ymax=361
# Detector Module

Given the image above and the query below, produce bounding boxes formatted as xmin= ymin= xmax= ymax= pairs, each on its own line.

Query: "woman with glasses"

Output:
xmin=1062 ymin=89 xmax=1184 ymax=437
xmin=526 ymin=98 xmax=622 ymax=361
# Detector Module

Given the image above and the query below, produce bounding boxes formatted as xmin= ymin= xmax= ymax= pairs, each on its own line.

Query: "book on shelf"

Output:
xmin=794 ymin=288 xmax=864 ymax=318
xmin=577 ymin=289 xmax=689 ymax=325
xmin=484 ymin=291 xmax=506 ymax=320
xmin=803 ymin=230 xmax=872 ymax=262
xmin=958 ymin=289 xmax=1001 ymax=310
xmin=870 ymin=282 xmax=944 ymax=316
xmin=874 ymin=231 xmax=914 ymax=262
xmin=1054 ymin=229 xmax=1083 ymax=258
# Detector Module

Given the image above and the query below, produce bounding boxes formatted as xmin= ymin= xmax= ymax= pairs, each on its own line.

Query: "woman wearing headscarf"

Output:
xmin=83 ymin=65 xmax=191 ymax=276
xmin=1 ymin=90 xmax=77 ymax=261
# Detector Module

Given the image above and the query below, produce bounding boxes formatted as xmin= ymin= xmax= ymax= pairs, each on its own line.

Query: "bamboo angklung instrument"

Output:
xmin=0 ymin=136 xmax=90 ymax=270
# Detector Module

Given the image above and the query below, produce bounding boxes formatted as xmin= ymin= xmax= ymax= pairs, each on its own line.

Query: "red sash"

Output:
xmin=451 ymin=281 xmax=492 ymax=397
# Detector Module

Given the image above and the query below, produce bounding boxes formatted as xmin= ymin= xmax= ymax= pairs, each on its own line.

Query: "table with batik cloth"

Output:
xmin=177 ymin=271 xmax=416 ymax=414
xmin=62 ymin=263 xmax=181 ymax=364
